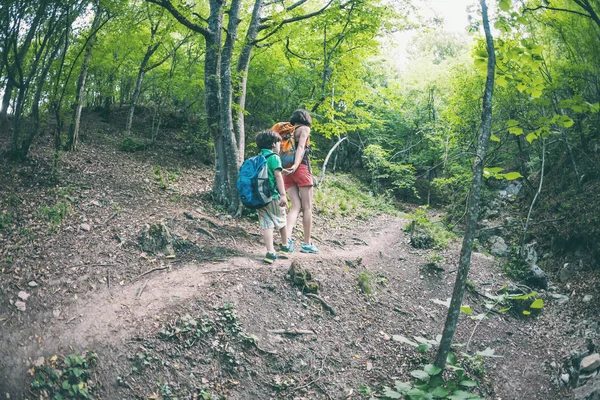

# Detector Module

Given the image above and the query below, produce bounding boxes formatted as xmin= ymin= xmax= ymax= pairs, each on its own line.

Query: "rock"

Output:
xmin=28 ymin=281 xmax=38 ymax=287
xmin=286 ymin=261 xmax=319 ymax=294
xmin=143 ymin=178 xmax=150 ymax=183
xmin=90 ymin=200 xmax=101 ymax=207
xmin=489 ymin=236 xmax=509 ymax=257
xmin=17 ymin=291 xmax=30 ymax=301
xmin=139 ymin=222 xmax=174 ymax=256
xmin=15 ymin=301 xmax=26 ymax=312
xmin=526 ymin=265 xmax=548 ymax=290
xmin=582 ymin=354 xmax=600 ymax=372
xmin=523 ymin=242 xmax=538 ymax=266
xmin=574 ymin=377 xmax=600 ymax=400
xmin=80 ymin=223 xmax=91 ymax=231
xmin=550 ymin=293 xmax=569 ymax=304
xmin=560 ymin=263 xmax=577 ymax=282
xmin=561 ymin=373 xmax=570 ymax=384
xmin=584 ymin=295 xmax=593 ymax=303
xmin=506 ymin=181 xmax=522 ymax=196
xmin=53 ymin=309 xmax=61 ymax=319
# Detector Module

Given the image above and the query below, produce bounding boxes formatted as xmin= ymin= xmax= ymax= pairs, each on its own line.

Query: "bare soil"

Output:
xmin=0 ymin=126 xmax=597 ymax=399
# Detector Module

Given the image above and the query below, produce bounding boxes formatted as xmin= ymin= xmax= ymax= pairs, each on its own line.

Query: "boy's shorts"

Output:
xmin=257 ymin=199 xmax=286 ymax=230
xmin=283 ymin=163 xmax=313 ymax=190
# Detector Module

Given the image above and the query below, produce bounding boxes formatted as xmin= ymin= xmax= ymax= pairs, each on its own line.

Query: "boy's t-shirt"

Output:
xmin=260 ymin=148 xmax=282 ymax=200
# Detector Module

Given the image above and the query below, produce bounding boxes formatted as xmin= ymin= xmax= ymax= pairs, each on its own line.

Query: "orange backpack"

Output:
xmin=270 ymin=122 xmax=310 ymax=168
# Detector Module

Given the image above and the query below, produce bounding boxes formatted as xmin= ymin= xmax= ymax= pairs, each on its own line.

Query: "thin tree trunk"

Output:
xmin=233 ymin=0 xmax=264 ymax=166
xmin=68 ymin=4 xmax=103 ymax=151
xmin=125 ymin=43 xmax=159 ymax=135
xmin=435 ymin=0 xmax=495 ymax=368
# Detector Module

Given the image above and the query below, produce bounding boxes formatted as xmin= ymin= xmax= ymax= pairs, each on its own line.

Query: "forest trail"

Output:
xmin=0 ymin=139 xmax=575 ymax=399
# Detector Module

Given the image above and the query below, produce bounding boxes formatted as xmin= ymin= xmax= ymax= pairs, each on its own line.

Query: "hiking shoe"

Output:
xmin=301 ymin=242 xmax=320 ymax=254
xmin=263 ymin=252 xmax=278 ymax=264
xmin=279 ymin=238 xmax=294 ymax=253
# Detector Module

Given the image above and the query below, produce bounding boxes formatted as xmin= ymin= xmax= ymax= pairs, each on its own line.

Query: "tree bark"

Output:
xmin=434 ymin=0 xmax=495 ymax=368
xmin=68 ymin=3 xmax=103 ymax=151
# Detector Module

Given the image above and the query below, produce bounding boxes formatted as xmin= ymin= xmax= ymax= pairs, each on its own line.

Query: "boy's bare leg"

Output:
xmin=263 ymin=228 xmax=275 ymax=253
xmin=299 ymin=185 xmax=313 ymax=244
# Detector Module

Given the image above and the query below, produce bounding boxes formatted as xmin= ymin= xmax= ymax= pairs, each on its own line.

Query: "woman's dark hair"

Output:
xmin=256 ymin=129 xmax=281 ymax=150
xmin=289 ymin=109 xmax=312 ymax=127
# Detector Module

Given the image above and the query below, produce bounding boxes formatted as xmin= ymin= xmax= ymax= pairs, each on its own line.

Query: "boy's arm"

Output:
xmin=274 ymin=169 xmax=287 ymax=207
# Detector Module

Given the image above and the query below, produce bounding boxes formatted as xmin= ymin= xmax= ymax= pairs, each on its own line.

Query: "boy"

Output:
xmin=255 ymin=130 xmax=294 ymax=263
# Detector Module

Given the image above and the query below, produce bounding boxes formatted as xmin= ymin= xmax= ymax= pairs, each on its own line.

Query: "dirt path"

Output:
xmin=0 ymin=138 xmax=577 ymax=399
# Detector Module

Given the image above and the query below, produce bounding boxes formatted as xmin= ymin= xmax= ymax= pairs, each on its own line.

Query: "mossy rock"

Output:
xmin=286 ymin=261 xmax=319 ymax=294
xmin=140 ymin=221 xmax=175 ymax=256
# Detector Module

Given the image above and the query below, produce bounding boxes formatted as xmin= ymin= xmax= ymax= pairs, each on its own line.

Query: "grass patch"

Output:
xmin=315 ymin=173 xmax=397 ymax=219
xmin=405 ymin=206 xmax=454 ymax=250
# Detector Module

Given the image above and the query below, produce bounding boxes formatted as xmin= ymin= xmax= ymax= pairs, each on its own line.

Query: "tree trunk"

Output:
xmin=233 ymin=0 xmax=264 ymax=166
xmin=1 ymin=1 xmax=48 ymax=121
xmin=68 ymin=4 xmax=103 ymax=151
xmin=434 ymin=0 xmax=495 ymax=368
xmin=125 ymin=42 xmax=159 ymax=135
xmin=220 ymin=0 xmax=243 ymax=214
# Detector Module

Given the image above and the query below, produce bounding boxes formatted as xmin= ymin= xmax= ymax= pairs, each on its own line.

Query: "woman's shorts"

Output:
xmin=257 ymin=199 xmax=286 ymax=230
xmin=283 ymin=163 xmax=313 ymax=190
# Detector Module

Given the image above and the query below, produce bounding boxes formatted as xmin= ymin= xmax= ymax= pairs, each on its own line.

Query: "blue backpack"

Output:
xmin=236 ymin=153 xmax=275 ymax=209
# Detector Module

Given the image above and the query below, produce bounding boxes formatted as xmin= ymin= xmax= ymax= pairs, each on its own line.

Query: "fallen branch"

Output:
xmin=267 ymin=328 xmax=316 ymax=335
xmin=352 ymin=237 xmax=368 ymax=246
xmin=305 ymin=293 xmax=336 ymax=315
xmin=135 ymin=266 xmax=168 ymax=280
xmin=137 ymin=280 xmax=149 ymax=297
xmin=197 ymin=227 xmax=216 ymax=239
xmin=103 ymin=211 xmax=119 ymax=225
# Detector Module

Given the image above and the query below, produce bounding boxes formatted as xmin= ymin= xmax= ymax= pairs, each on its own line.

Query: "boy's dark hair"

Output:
xmin=289 ymin=109 xmax=312 ymax=127
xmin=256 ymin=129 xmax=282 ymax=150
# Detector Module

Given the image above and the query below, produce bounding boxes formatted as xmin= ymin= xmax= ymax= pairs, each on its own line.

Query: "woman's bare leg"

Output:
xmin=286 ymin=186 xmax=302 ymax=241
xmin=299 ymin=185 xmax=313 ymax=244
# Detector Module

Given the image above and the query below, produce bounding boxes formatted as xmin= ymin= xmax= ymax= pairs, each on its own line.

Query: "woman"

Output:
xmin=282 ymin=109 xmax=319 ymax=253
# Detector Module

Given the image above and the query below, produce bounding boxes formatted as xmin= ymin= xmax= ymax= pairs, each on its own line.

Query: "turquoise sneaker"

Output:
xmin=279 ymin=238 xmax=294 ymax=254
xmin=301 ymin=242 xmax=320 ymax=254
xmin=264 ymin=252 xmax=278 ymax=264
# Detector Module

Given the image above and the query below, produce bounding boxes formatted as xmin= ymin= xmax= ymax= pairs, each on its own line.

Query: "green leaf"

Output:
xmin=430 ymin=386 xmax=450 ymax=397
xmin=498 ymin=307 xmax=511 ymax=313
xmin=447 ymin=352 xmax=458 ymax=366
xmin=418 ymin=343 xmax=432 ymax=353
xmin=531 ymin=89 xmax=543 ymax=98
xmin=394 ymin=381 xmax=412 ymax=394
xmin=382 ymin=386 xmax=403 ymax=399
xmin=490 ymin=134 xmax=501 ymax=142
xmin=559 ymin=115 xmax=574 ymax=128
xmin=429 ymin=374 xmax=445 ymax=388
xmin=517 ymin=83 xmax=528 ymax=92
xmin=530 ymin=298 xmax=544 ymax=309
xmin=410 ymin=369 xmax=430 ymax=381
xmin=508 ymin=126 xmax=523 ymax=135
xmin=424 ymin=364 xmax=442 ymax=376
xmin=526 ymin=132 xmax=538 ymax=143
xmin=502 ymin=171 xmax=524 ymax=180
xmin=459 ymin=380 xmax=478 ymax=387
xmin=62 ymin=380 xmax=71 ymax=390
xmin=448 ymin=390 xmax=474 ymax=400
xmin=460 ymin=305 xmax=473 ymax=314
xmin=506 ymin=119 xmax=520 ymax=127
xmin=523 ymin=310 xmax=531 ymax=315
xmin=499 ymin=0 xmax=511 ymax=12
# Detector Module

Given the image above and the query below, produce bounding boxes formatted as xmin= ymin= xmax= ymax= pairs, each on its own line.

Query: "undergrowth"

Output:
xmin=315 ymin=173 xmax=397 ymax=219
xmin=30 ymin=351 xmax=98 ymax=399
xmin=405 ymin=206 xmax=454 ymax=250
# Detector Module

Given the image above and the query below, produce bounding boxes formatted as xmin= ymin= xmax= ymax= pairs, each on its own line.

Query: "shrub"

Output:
xmin=120 ymin=136 xmax=148 ymax=152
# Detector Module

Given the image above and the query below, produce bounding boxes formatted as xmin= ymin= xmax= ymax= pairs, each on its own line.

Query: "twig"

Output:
xmin=197 ymin=227 xmax=216 ymax=239
xmin=137 ymin=280 xmax=149 ymax=298
xmin=305 ymin=293 xmax=336 ymax=315
xmin=393 ymin=306 xmax=411 ymax=316
xmin=267 ymin=328 xmax=316 ymax=335
xmin=103 ymin=211 xmax=119 ymax=225
xmin=66 ymin=316 xmax=77 ymax=324
xmin=135 ymin=266 xmax=168 ymax=280
xmin=293 ymin=376 xmax=323 ymax=392
xmin=107 ymin=270 xmax=110 ymax=290
xmin=352 ymin=237 xmax=368 ymax=245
